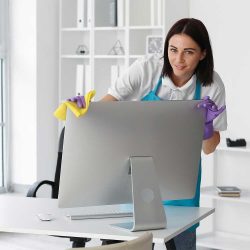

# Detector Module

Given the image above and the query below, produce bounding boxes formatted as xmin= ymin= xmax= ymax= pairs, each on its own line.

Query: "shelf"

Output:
xmin=217 ymin=140 xmax=250 ymax=153
xmin=129 ymin=25 xmax=163 ymax=30
xmin=59 ymin=0 xmax=167 ymax=117
xmin=94 ymin=55 xmax=126 ymax=59
xmin=94 ymin=27 xmax=126 ymax=31
xmin=129 ymin=55 xmax=144 ymax=58
xmin=61 ymin=27 xmax=90 ymax=32
xmin=197 ymin=231 xmax=250 ymax=250
xmin=201 ymin=186 xmax=250 ymax=204
xmin=61 ymin=55 xmax=90 ymax=59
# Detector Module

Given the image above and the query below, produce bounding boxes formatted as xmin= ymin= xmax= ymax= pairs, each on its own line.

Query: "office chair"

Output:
xmin=27 ymin=127 xmax=65 ymax=199
xmin=66 ymin=232 xmax=153 ymax=250
xmin=26 ymin=127 xmax=90 ymax=248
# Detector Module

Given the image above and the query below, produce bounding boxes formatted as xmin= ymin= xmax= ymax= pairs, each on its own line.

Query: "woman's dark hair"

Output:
xmin=162 ymin=18 xmax=214 ymax=86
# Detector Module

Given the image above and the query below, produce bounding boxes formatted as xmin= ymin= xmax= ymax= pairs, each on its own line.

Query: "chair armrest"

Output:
xmin=26 ymin=180 xmax=55 ymax=198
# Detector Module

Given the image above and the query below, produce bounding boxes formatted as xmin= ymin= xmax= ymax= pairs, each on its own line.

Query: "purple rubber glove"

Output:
xmin=67 ymin=95 xmax=86 ymax=109
xmin=197 ymin=96 xmax=226 ymax=140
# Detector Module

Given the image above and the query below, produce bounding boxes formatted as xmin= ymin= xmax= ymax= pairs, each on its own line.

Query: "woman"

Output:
xmin=102 ymin=18 xmax=226 ymax=152
xmin=101 ymin=18 xmax=226 ymax=249
xmin=70 ymin=18 xmax=227 ymax=249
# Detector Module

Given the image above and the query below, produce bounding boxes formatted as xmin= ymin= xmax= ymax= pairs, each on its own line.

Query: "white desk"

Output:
xmin=0 ymin=196 xmax=214 ymax=246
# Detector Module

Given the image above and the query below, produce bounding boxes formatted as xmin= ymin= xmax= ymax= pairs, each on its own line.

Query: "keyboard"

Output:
xmin=66 ymin=210 xmax=133 ymax=220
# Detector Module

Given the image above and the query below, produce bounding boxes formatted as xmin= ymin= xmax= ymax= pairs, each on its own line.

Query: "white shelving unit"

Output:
xmin=197 ymin=141 xmax=250 ymax=250
xmin=59 ymin=0 xmax=190 ymax=104
xmin=59 ymin=0 xmax=169 ymax=103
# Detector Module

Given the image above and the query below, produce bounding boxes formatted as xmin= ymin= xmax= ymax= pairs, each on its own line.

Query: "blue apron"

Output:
xmin=141 ymin=77 xmax=202 ymax=231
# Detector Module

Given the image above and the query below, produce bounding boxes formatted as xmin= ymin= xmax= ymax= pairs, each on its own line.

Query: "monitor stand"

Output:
xmin=112 ymin=156 xmax=167 ymax=232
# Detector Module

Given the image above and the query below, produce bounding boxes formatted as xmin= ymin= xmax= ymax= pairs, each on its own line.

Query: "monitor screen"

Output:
xmin=58 ymin=100 xmax=203 ymax=209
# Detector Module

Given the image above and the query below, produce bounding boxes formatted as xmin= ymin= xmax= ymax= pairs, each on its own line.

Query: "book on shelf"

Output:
xmin=87 ymin=0 xmax=91 ymax=27
xmin=150 ymin=0 xmax=162 ymax=26
xmin=77 ymin=0 xmax=88 ymax=28
xmin=76 ymin=64 xmax=84 ymax=96
xmin=117 ymin=0 xmax=124 ymax=27
xmin=84 ymin=64 xmax=92 ymax=94
xmin=75 ymin=64 xmax=91 ymax=96
xmin=156 ymin=0 xmax=162 ymax=26
xmin=216 ymin=186 xmax=241 ymax=197
xmin=95 ymin=0 xmax=117 ymax=27
xmin=150 ymin=0 xmax=155 ymax=26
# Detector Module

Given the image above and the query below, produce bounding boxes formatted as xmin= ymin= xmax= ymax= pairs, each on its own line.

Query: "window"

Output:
xmin=0 ymin=0 xmax=8 ymax=192
xmin=0 ymin=59 xmax=5 ymax=189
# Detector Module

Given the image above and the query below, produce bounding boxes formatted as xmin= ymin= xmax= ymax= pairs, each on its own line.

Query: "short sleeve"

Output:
xmin=207 ymin=72 xmax=227 ymax=131
xmin=108 ymin=59 xmax=144 ymax=101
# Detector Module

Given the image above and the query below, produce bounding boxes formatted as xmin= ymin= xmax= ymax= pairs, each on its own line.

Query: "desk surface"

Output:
xmin=0 ymin=196 xmax=214 ymax=244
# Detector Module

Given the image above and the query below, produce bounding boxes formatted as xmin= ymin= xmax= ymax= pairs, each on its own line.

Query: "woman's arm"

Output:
xmin=202 ymin=131 xmax=220 ymax=154
xmin=100 ymin=94 xmax=118 ymax=102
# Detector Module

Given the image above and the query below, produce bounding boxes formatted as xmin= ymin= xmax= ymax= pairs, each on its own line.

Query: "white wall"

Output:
xmin=9 ymin=0 xmax=58 ymax=187
xmin=9 ymin=0 xmax=37 ymax=184
xmin=190 ymin=0 xmax=250 ymax=237
xmin=190 ymin=0 xmax=250 ymax=140
xmin=164 ymin=0 xmax=189 ymax=33
xmin=36 ymin=0 xmax=59 ymax=182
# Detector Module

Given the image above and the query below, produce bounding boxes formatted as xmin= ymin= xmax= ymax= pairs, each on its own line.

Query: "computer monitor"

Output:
xmin=58 ymin=100 xmax=203 ymax=231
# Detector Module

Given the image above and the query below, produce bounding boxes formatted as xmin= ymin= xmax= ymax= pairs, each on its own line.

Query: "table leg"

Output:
xmin=70 ymin=237 xmax=91 ymax=248
xmin=101 ymin=239 xmax=124 ymax=245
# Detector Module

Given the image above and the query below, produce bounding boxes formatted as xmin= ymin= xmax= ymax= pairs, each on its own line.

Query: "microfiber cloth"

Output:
xmin=54 ymin=90 xmax=96 ymax=121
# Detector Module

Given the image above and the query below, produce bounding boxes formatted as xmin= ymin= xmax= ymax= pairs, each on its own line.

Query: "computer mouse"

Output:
xmin=37 ymin=213 xmax=53 ymax=221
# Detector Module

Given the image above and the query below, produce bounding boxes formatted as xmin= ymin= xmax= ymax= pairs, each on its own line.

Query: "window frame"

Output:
xmin=0 ymin=0 xmax=9 ymax=193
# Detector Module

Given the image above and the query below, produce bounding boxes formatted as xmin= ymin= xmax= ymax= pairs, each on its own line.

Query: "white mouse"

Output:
xmin=37 ymin=213 xmax=53 ymax=221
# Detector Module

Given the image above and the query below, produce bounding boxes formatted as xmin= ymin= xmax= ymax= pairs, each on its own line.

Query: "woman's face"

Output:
xmin=168 ymin=33 xmax=206 ymax=85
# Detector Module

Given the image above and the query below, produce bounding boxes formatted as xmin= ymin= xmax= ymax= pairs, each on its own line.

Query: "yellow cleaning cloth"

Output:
xmin=54 ymin=90 xmax=96 ymax=121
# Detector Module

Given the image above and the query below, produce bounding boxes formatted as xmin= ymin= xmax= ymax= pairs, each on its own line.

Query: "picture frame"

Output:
xmin=146 ymin=36 xmax=164 ymax=55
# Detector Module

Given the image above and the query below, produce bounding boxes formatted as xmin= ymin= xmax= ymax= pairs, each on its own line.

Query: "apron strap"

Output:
xmin=152 ymin=77 xmax=162 ymax=94
xmin=194 ymin=79 xmax=201 ymax=100
xmin=152 ymin=77 xmax=201 ymax=99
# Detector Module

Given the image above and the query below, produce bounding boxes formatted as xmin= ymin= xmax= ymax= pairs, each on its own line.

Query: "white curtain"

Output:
xmin=0 ymin=0 xmax=8 ymax=59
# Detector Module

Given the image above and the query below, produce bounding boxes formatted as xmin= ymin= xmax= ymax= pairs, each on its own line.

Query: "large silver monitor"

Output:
xmin=58 ymin=100 xmax=203 ymax=231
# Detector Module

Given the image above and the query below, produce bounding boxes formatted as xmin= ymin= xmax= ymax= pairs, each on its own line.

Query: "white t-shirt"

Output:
xmin=108 ymin=54 xmax=227 ymax=131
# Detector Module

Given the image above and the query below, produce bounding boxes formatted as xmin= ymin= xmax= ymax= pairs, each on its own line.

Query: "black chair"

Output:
xmin=26 ymin=127 xmax=91 ymax=248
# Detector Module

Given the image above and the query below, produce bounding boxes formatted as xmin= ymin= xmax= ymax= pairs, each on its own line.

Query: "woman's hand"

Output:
xmin=197 ymin=96 xmax=226 ymax=140
xmin=67 ymin=95 xmax=86 ymax=108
